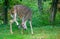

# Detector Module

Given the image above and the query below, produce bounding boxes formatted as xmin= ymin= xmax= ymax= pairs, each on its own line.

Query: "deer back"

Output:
xmin=10 ymin=5 xmax=32 ymax=20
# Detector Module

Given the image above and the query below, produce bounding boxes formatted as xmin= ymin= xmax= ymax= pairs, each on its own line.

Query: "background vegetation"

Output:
xmin=0 ymin=0 xmax=60 ymax=39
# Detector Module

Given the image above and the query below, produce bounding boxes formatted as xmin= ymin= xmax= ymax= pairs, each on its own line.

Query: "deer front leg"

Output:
xmin=14 ymin=13 xmax=21 ymax=29
xmin=29 ymin=21 xmax=33 ymax=34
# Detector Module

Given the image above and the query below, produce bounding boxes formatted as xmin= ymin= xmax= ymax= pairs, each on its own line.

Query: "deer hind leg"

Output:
xmin=10 ymin=19 xmax=14 ymax=34
xmin=9 ymin=13 xmax=15 ymax=34
xmin=29 ymin=20 xmax=33 ymax=34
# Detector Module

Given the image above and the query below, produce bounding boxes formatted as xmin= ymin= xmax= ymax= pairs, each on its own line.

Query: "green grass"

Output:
xmin=0 ymin=24 xmax=60 ymax=39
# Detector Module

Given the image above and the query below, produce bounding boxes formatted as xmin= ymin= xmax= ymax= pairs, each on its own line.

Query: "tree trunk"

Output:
xmin=50 ymin=0 xmax=58 ymax=24
xmin=3 ymin=0 xmax=9 ymax=24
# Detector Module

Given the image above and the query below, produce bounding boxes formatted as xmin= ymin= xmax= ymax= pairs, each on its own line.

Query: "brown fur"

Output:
xmin=9 ymin=5 xmax=33 ymax=34
xmin=10 ymin=5 xmax=32 ymax=21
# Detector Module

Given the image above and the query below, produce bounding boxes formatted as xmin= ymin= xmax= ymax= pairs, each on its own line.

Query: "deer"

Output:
xmin=9 ymin=5 xmax=33 ymax=34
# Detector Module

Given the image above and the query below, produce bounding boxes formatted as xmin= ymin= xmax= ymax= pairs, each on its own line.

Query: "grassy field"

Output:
xmin=0 ymin=24 xmax=60 ymax=39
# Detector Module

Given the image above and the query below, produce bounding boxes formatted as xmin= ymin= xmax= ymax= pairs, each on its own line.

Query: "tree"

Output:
xmin=3 ymin=0 xmax=9 ymax=24
xmin=50 ymin=0 xmax=58 ymax=24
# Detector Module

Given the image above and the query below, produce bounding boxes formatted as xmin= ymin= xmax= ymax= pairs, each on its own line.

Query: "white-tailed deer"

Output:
xmin=9 ymin=5 xmax=33 ymax=34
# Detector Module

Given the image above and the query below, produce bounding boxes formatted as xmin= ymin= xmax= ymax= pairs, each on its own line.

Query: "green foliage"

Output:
xmin=0 ymin=0 xmax=60 ymax=26
xmin=9 ymin=0 xmax=22 ymax=7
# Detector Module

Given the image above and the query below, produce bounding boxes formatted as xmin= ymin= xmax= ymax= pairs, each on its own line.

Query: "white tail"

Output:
xmin=9 ymin=5 xmax=33 ymax=34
